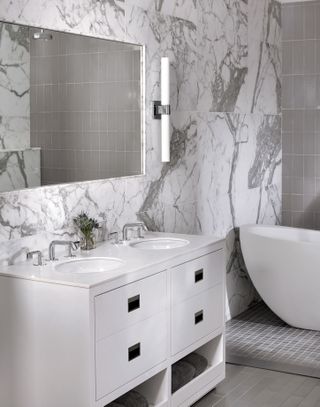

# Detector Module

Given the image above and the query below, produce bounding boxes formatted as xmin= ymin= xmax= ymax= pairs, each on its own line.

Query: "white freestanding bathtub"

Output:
xmin=240 ymin=224 xmax=320 ymax=331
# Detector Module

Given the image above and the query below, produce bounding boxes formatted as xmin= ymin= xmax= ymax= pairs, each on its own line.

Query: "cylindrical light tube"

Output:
xmin=161 ymin=57 xmax=170 ymax=162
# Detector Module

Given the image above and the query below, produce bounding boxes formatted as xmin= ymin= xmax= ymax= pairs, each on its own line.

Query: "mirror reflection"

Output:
xmin=0 ymin=22 xmax=143 ymax=193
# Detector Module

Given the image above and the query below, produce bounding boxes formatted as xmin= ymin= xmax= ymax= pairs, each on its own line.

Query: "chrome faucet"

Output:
xmin=49 ymin=240 xmax=80 ymax=261
xmin=27 ymin=250 xmax=44 ymax=266
xmin=122 ymin=222 xmax=148 ymax=242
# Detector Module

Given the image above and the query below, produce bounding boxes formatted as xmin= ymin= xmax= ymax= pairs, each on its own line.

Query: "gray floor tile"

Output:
xmin=194 ymin=365 xmax=320 ymax=407
xmin=226 ymin=303 xmax=320 ymax=378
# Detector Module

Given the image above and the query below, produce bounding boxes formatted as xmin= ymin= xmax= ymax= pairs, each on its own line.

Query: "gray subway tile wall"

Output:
xmin=282 ymin=1 xmax=320 ymax=228
xmin=29 ymin=29 xmax=142 ymax=186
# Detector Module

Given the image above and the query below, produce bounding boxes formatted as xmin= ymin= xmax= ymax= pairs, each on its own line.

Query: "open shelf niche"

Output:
xmin=171 ymin=334 xmax=225 ymax=407
xmin=105 ymin=369 xmax=169 ymax=407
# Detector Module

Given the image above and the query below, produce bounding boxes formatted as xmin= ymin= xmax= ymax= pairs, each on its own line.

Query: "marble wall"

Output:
xmin=0 ymin=148 xmax=40 ymax=192
xmin=0 ymin=0 xmax=282 ymax=319
xmin=0 ymin=22 xmax=41 ymax=191
xmin=0 ymin=22 xmax=30 ymax=150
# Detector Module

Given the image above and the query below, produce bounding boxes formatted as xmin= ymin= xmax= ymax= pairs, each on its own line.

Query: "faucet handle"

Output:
xmin=66 ymin=241 xmax=80 ymax=258
xmin=71 ymin=241 xmax=80 ymax=250
xmin=27 ymin=250 xmax=44 ymax=266
xmin=137 ymin=222 xmax=148 ymax=239
xmin=108 ymin=232 xmax=120 ymax=245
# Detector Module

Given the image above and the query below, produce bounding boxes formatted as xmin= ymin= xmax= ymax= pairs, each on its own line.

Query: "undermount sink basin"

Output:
xmin=55 ymin=257 xmax=124 ymax=274
xmin=129 ymin=238 xmax=189 ymax=250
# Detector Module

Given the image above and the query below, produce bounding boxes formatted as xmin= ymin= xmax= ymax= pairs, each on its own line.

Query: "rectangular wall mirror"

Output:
xmin=0 ymin=22 xmax=144 ymax=193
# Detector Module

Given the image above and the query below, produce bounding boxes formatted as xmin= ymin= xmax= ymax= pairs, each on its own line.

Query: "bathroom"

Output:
xmin=0 ymin=0 xmax=319 ymax=406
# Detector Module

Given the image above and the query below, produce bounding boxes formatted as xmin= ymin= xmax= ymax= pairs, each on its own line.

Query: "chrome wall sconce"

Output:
xmin=153 ymin=57 xmax=171 ymax=162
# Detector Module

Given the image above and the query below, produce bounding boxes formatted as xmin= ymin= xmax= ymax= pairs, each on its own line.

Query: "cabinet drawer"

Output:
xmin=171 ymin=285 xmax=223 ymax=355
xmin=95 ymin=272 xmax=166 ymax=341
xmin=171 ymin=250 xmax=224 ymax=305
xmin=95 ymin=312 xmax=167 ymax=400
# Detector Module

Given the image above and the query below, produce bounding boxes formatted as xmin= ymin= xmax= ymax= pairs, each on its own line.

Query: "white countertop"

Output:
xmin=0 ymin=232 xmax=225 ymax=289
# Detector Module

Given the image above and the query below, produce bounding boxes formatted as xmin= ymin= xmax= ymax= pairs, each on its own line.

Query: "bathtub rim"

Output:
xmin=240 ymin=224 xmax=320 ymax=247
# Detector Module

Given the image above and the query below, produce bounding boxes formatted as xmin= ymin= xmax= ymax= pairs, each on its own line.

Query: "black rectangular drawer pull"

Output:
xmin=128 ymin=295 xmax=140 ymax=313
xmin=195 ymin=310 xmax=204 ymax=325
xmin=128 ymin=343 xmax=141 ymax=361
xmin=195 ymin=269 xmax=204 ymax=283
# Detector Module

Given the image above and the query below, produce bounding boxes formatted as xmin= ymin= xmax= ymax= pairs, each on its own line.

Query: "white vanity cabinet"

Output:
xmin=169 ymin=250 xmax=225 ymax=407
xmin=95 ymin=272 xmax=168 ymax=400
xmin=170 ymin=251 xmax=224 ymax=356
xmin=0 ymin=234 xmax=225 ymax=407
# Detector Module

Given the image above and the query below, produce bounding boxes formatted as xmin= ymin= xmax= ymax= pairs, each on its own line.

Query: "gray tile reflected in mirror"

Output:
xmin=0 ymin=21 xmax=143 ymax=191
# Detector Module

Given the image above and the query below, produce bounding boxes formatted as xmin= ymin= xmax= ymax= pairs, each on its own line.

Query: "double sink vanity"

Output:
xmin=0 ymin=228 xmax=226 ymax=407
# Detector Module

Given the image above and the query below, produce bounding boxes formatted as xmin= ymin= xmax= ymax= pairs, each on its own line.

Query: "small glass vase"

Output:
xmin=80 ymin=232 xmax=96 ymax=251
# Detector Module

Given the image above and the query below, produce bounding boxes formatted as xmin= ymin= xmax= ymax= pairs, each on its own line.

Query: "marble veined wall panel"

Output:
xmin=0 ymin=0 xmax=282 ymax=318
xmin=0 ymin=22 xmax=30 ymax=149
xmin=0 ymin=148 xmax=40 ymax=193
